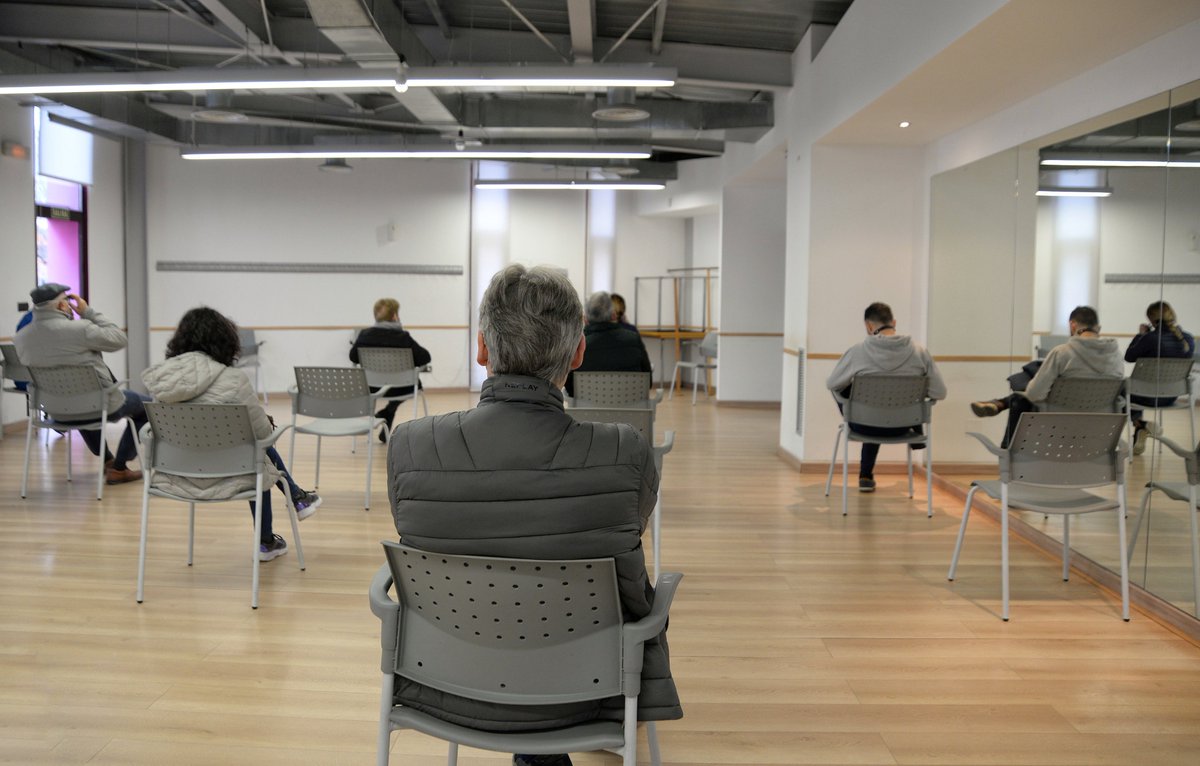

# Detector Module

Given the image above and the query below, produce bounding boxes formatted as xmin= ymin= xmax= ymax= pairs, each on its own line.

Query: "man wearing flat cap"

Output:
xmin=14 ymin=283 xmax=148 ymax=484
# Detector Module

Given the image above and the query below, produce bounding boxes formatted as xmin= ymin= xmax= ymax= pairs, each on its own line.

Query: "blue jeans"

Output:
xmin=65 ymin=389 xmax=151 ymax=469
xmin=248 ymin=447 xmax=303 ymax=544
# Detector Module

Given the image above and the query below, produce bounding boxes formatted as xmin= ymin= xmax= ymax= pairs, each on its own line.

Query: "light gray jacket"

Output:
xmin=1024 ymin=335 xmax=1124 ymax=403
xmin=387 ymin=374 xmax=680 ymax=731
xmin=14 ymin=304 xmax=128 ymax=410
xmin=142 ymin=351 xmax=278 ymax=499
xmin=826 ymin=334 xmax=948 ymax=399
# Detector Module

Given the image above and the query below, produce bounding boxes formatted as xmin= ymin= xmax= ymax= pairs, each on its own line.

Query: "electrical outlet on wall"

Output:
xmin=17 ymin=302 xmax=28 ymax=312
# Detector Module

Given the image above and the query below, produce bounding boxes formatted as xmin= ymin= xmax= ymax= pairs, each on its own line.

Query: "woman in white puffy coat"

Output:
xmin=142 ymin=307 xmax=320 ymax=562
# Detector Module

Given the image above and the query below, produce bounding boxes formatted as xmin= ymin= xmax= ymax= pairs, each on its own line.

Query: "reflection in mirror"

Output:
xmin=931 ymin=82 xmax=1200 ymax=620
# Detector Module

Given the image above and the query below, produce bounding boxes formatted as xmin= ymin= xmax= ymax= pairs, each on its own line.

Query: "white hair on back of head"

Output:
xmin=585 ymin=291 xmax=613 ymax=324
xmin=479 ymin=264 xmax=583 ymax=384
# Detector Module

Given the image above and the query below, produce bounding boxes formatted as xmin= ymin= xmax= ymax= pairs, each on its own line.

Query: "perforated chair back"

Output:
xmin=357 ymin=347 xmax=418 ymax=391
xmin=844 ymin=374 xmax=930 ymax=429
xmin=382 ymin=542 xmax=623 ymax=704
xmin=1043 ymin=376 xmax=1125 ymax=413
xmin=573 ymin=371 xmax=652 ymax=408
xmin=1128 ymin=357 xmax=1193 ymax=399
xmin=1007 ymin=412 xmax=1126 ymax=487
xmin=567 ymin=406 xmax=652 ymax=439
xmin=293 ymin=366 xmax=373 ymax=418
xmin=27 ymin=365 xmax=109 ymax=420
xmin=1 ymin=343 xmax=30 ymax=382
xmin=698 ymin=332 xmax=719 ymax=359
xmin=144 ymin=403 xmax=258 ymax=479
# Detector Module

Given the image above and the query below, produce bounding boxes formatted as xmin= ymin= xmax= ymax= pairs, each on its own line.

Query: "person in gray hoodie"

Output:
xmin=971 ymin=305 xmax=1124 ymax=446
xmin=827 ymin=302 xmax=947 ymax=492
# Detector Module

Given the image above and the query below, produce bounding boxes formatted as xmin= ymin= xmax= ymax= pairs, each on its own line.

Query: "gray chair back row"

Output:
xmin=143 ymin=403 xmax=259 ymax=479
xmin=1127 ymin=357 xmax=1194 ymax=399
xmin=1006 ymin=412 xmax=1126 ymax=486
xmin=357 ymin=347 xmax=418 ymax=390
xmin=844 ymin=374 xmax=930 ymax=429
xmin=27 ymin=366 xmax=109 ymax=420
xmin=573 ymin=371 xmax=652 ymax=409
xmin=293 ymin=366 xmax=374 ymax=418
xmin=1 ymin=343 xmax=30 ymax=382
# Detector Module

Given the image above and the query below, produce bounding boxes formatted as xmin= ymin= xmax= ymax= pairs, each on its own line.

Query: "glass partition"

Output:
xmin=931 ymin=83 xmax=1200 ymax=619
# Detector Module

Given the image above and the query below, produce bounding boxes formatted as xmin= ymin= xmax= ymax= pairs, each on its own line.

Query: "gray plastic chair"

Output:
xmin=289 ymin=366 xmax=386 ymax=509
xmin=823 ymin=374 xmax=935 ymax=517
xmin=137 ymin=403 xmax=305 ymax=609
xmin=567 ymin=406 xmax=676 ymax=582
xmin=234 ymin=328 xmax=267 ymax=405
xmin=21 ymin=365 xmax=137 ymax=501
xmin=357 ymin=346 xmax=427 ymax=422
xmin=370 ymin=542 xmax=682 ymax=766
xmin=1036 ymin=334 xmax=1070 ymax=359
xmin=948 ymin=412 xmax=1130 ymax=621
xmin=1 ymin=342 xmax=32 ymax=442
xmin=1128 ymin=432 xmax=1200 ymax=618
xmin=573 ymin=371 xmax=658 ymax=408
xmin=1041 ymin=376 xmax=1126 ymax=413
xmin=1128 ymin=357 xmax=1196 ymax=448
xmin=668 ymin=332 xmax=718 ymax=404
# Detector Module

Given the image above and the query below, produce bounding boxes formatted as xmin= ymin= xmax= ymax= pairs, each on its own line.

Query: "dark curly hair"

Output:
xmin=165 ymin=307 xmax=241 ymax=367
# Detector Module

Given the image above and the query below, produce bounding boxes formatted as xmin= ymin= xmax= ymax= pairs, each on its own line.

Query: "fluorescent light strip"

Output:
xmin=181 ymin=148 xmax=652 ymax=161
xmin=0 ymin=65 xmax=675 ymax=96
xmin=0 ymin=67 xmax=395 ymax=95
xmin=1041 ymin=158 xmax=1200 ymax=168
xmin=1035 ymin=189 xmax=1112 ymax=197
xmin=475 ymin=181 xmax=666 ymax=190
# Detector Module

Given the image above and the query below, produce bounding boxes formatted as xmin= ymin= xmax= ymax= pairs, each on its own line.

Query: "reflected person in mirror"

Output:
xmin=971 ymin=305 xmax=1124 ymax=447
xmin=1125 ymin=301 xmax=1195 ymax=455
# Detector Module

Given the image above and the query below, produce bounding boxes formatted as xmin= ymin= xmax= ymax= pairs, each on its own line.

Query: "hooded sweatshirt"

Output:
xmin=142 ymin=351 xmax=277 ymax=499
xmin=826 ymin=334 xmax=947 ymax=400
xmin=1024 ymin=335 xmax=1124 ymax=403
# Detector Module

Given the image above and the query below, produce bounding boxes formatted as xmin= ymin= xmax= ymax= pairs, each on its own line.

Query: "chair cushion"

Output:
xmin=972 ymin=480 xmax=1120 ymax=514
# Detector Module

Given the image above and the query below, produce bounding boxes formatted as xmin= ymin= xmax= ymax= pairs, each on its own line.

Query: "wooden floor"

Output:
xmin=3 ymin=392 xmax=1200 ymax=765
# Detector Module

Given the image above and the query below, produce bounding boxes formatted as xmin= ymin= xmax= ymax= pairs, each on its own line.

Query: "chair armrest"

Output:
xmin=257 ymin=424 xmax=292 ymax=450
xmin=1148 ymin=432 xmax=1196 ymax=462
xmin=966 ymin=431 xmax=1005 ymax=457
xmin=654 ymin=430 xmax=675 ymax=457
xmin=620 ymin=572 xmax=683 ymax=693
xmin=369 ymin=564 xmax=400 ymax=668
xmin=649 ymin=389 xmax=663 ymax=406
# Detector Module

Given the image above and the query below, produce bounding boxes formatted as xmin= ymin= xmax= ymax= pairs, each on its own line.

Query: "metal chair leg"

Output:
xmin=1189 ymin=484 xmax=1200 ymax=620
xmin=251 ymin=473 xmax=263 ymax=609
xmin=842 ymin=429 xmax=850 ymax=516
xmin=377 ymin=672 xmax=395 ymax=766
xmin=1001 ymin=482 xmax=1010 ymax=621
xmin=1118 ymin=484 xmax=1131 ymax=621
xmin=136 ymin=477 xmax=152 ymax=603
xmin=906 ymin=446 xmax=914 ymax=498
xmin=824 ymin=426 xmax=843 ymax=497
xmin=1062 ymin=516 xmax=1070 ymax=581
xmin=948 ymin=485 xmax=978 ymax=580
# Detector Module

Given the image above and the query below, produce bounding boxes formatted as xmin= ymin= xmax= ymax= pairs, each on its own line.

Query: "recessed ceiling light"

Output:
xmin=898 ymin=121 xmax=911 ymax=128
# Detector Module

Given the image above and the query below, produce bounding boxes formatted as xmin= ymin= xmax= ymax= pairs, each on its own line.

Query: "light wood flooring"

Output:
xmin=2 ymin=392 xmax=1200 ymax=765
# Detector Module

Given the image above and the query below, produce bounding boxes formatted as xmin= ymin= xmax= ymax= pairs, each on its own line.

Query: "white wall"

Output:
xmin=146 ymin=148 xmax=472 ymax=391
xmin=719 ymin=182 xmax=785 ymax=402
xmin=0 ymin=98 xmax=35 ymax=431
xmin=87 ymin=133 xmax=127 ymax=382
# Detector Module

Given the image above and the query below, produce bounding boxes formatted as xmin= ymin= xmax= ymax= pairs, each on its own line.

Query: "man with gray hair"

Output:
xmin=387 ymin=265 xmax=681 ymax=766
xmin=564 ymin=289 xmax=652 ymax=397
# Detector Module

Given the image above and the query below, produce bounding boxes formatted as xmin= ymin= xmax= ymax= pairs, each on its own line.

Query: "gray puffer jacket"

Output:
xmin=142 ymin=351 xmax=278 ymax=499
xmin=14 ymin=305 xmax=128 ymax=411
xmin=387 ymin=374 xmax=681 ymax=731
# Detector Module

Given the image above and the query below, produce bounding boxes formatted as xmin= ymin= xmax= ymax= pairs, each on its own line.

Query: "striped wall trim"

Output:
xmin=718 ymin=332 xmax=784 ymax=338
xmin=150 ymin=324 xmax=469 ymax=332
xmin=803 ymin=351 xmax=1030 ymax=363
xmin=1105 ymin=273 xmax=1200 ymax=284
xmin=156 ymin=261 xmax=464 ymax=276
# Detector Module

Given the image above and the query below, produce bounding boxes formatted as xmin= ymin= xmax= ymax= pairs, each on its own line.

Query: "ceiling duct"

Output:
xmin=191 ymin=90 xmax=248 ymax=123
xmin=319 ymin=158 xmax=354 ymax=173
xmin=593 ymin=87 xmax=650 ymax=122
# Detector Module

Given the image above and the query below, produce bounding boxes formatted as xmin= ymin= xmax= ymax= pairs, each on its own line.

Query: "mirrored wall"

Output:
xmin=930 ymin=81 xmax=1200 ymax=620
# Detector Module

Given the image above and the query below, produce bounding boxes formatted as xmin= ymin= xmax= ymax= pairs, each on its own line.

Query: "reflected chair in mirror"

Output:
xmin=1127 ymin=357 xmax=1196 ymax=449
xmin=289 ymin=366 xmax=387 ymax=510
xmin=21 ymin=365 xmax=138 ymax=502
xmin=357 ymin=346 xmax=428 ymax=425
xmin=668 ymin=332 xmax=718 ymax=405
xmin=948 ymin=412 xmax=1129 ymax=622
xmin=370 ymin=542 xmax=682 ymax=766
xmin=1041 ymin=376 xmax=1127 ymax=414
xmin=136 ymin=403 xmax=305 ymax=609
xmin=1 ymin=342 xmax=32 ymax=443
xmin=1127 ymin=432 xmax=1200 ymax=618
xmin=235 ymin=328 xmax=267 ymax=405
xmin=567 ymin=406 xmax=675 ymax=581
xmin=824 ymin=374 xmax=935 ymax=517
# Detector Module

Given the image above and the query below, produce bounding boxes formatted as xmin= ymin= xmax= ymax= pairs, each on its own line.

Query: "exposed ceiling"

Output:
xmin=0 ymin=0 xmax=854 ymax=178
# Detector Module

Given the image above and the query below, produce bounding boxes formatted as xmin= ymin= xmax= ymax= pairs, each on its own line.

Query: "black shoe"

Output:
xmin=513 ymin=756 xmax=573 ymax=766
xmin=858 ymin=477 xmax=876 ymax=493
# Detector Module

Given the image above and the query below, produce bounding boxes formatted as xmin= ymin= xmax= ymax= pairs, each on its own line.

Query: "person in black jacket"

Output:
xmin=1125 ymin=301 xmax=1196 ymax=454
xmin=349 ymin=298 xmax=432 ymax=438
xmin=564 ymin=290 xmax=652 ymax=397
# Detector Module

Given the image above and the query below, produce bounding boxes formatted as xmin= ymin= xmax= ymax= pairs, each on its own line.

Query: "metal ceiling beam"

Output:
xmin=0 ymin=3 xmax=234 ymax=51
xmin=652 ymin=0 xmax=669 ymax=55
xmin=423 ymin=0 xmax=452 ymax=39
xmin=192 ymin=0 xmax=298 ymax=64
xmin=410 ymin=26 xmax=793 ymax=91
xmin=566 ymin=0 xmax=595 ymax=63
xmin=599 ymin=0 xmax=664 ymax=63
xmin=498 ymin=0 xmax=571 ymax=63
xmin=459 ymin=95 xmax=771 ymax=132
